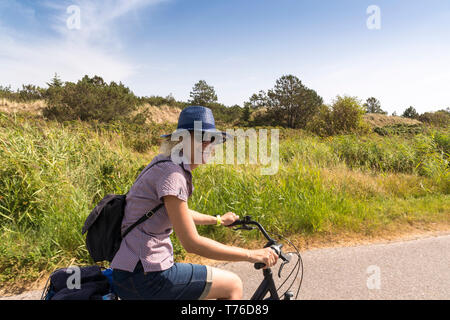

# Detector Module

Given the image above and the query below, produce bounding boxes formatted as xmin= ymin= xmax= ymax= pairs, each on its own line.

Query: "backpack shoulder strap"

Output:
xmin=122 ymin=202 xmax=164 ymax=239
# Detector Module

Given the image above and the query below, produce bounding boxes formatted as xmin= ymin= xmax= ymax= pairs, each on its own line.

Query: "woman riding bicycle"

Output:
xmin=110 ymin=106 xmax=278 ymax=300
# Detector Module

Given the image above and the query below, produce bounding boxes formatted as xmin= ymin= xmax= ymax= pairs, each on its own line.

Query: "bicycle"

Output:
xmin=42 ymin=215 xmax=303 ymax=300
xmin=229 ymin=215 xmax=304 ymax=300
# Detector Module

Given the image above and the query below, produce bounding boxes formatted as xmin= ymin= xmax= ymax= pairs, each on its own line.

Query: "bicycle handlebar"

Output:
xmin=229 ymin=216 xmax=272 ymax=241
xmin=229 ymin=216 xmax=291 ymax=269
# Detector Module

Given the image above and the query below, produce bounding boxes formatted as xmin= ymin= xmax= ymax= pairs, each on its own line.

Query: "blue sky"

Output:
xmin=0 ymin=0 xmax=449 ymax=114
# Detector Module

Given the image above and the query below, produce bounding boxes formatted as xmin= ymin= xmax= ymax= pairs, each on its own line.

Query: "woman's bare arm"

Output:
xmin=189 ymin=209 xmax=240 ymax=226
xmin=164 ymin=195 xmax=278 ymax=267
xmin=189 ymin=209 xmax=217 ymax=225
xmin=164 ymin=195 xmax=250 ymax=261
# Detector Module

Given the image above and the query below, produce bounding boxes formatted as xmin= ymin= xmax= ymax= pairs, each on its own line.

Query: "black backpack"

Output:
xmin=81 ymin=159 xmax=171 ymax=262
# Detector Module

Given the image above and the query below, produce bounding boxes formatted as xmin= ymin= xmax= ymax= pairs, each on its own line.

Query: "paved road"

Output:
xmin=219 ymin=234 xmax=450 ymax=300
xmin=2 ymin=234 xmax=449 ymax=300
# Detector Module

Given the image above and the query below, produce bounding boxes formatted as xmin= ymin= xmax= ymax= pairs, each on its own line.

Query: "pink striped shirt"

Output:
xmin=110 ymin=154 xmax=193 ymax=272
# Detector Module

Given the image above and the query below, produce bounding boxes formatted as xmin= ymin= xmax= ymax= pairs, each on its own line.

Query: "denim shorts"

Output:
xmin=112 ymin=261 xmax=213 ymax=300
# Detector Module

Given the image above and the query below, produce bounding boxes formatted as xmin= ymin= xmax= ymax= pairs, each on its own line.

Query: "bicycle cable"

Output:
xmin=266 ymin=230 xmax=304 ymax=300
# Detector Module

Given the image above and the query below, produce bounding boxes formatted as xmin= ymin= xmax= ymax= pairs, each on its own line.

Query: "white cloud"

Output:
xmin=0 ymin=0 xmax=168 ymax=89
xmin=0 ymin=34 xmax=136 ymax=87
xmin=48 ymin=0 xmax=167 ymax=47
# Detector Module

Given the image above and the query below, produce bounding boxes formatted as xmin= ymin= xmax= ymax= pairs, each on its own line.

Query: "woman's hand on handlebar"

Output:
xmin=247 ymin=248 xmax=279 ymax=269
xmin=221 ymin=212 xmax=240 ymax=227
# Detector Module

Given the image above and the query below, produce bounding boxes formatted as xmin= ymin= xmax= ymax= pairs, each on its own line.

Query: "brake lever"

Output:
xmin=278 ymin=253 xmax=292 ymax=278
xmin=278 ymin=259 xmax=288 ymax=278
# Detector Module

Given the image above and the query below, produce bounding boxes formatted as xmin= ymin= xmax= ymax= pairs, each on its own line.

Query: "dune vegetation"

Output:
xmin=0 ymin=75 xmax=448 ymax=291
xmin=0 ymin=110 xmax=448 ymax=289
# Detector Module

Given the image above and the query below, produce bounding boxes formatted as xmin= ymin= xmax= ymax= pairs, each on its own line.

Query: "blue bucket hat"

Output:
xmin=161 ymin=106 xmax=231 ymax=143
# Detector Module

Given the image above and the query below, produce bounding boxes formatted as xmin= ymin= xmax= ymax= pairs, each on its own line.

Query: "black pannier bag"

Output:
xmin=41 ymin=265 xmax=113 ymax=300
xmin=82 ymin=159 xmax=170 ymax=262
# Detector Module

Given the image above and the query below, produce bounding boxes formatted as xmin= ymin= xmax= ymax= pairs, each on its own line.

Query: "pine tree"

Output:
xmin=47 ymin=73 xmax=63 ymax=88
xmin=189 ymin=80 xmax=218 ymax=106
xmin=242 ymin=104 xmax=251 ymax=122
xmin=363 ymin=97 xmax=386 ymax=114
xmin=402 ymin=106 xmax=419 ymax=119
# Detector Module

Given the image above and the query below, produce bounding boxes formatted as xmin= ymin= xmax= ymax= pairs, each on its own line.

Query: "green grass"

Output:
xmin=192 ymin=161 xmax=449 ymax=242
xmin=0 ymin=111 xmax=449 ymax=288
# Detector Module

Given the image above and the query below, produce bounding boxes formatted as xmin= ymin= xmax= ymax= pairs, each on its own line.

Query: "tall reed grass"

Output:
xmin=0 ymin=112 xmax=448 ymax=286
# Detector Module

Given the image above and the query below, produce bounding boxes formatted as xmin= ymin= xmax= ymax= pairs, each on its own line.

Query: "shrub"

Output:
xmin=307 ymin=96 xmax=366 ymax=136
xmin=373 ymin=124 xmax=425 ymax=136
xmin=43 ymin=75 xmax=139 ymax=122
xmin=419 ymin=110 xmax=450 ymax=127
xmin=433 ymin=130 xmax=450 ymax=154
xmin=306 ymin=104 xmax=333 ymax=136
xmin=138 ymin=95 xmax=185 ymax=108
xmin=206 ymin=103 xmax=243 ymax=125
xmin=374 ymin=127 xmax=389 ymax=136
xmin=250 ymin=108 xmax=279 ymax=127
xmin=331 ymin=96 xmax=366 ymax=133
xmin=0 ymin=84 xmax=44 ymax=102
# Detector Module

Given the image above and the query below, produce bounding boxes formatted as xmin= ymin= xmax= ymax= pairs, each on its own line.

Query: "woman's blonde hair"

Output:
xmin=160 ymin=137 xmax=182 ymax=157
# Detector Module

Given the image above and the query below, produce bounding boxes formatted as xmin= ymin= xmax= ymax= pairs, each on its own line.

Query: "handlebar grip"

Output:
xmin=254 ymin=262 xmax=265 ymax=269
xmin=228 ymin=219 xmax=243 ymax=227
xmin=253 ymin=245 xmax=281 ymax=270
